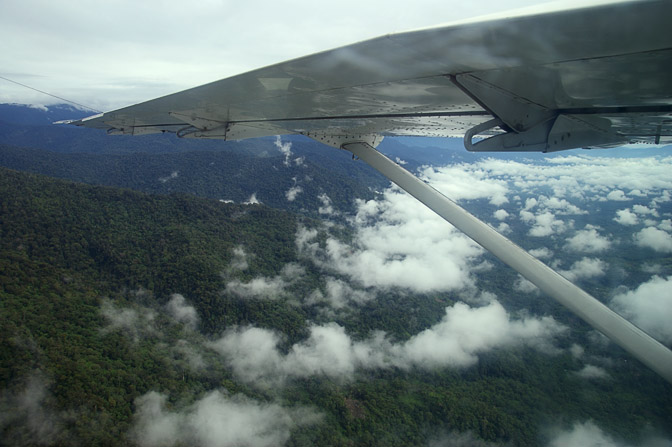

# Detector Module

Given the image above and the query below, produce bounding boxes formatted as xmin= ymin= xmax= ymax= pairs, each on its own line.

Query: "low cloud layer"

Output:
xmin=165 ymin=294 xmax=199 ymax=330
xmin=634 ymin=227 xmax=672 ymax=253
xmin=565 ymin=226 xmax=611 ymax=253
xmin=297 ymin=188 xmax=483 ymax=293
xmin=100 ymin=298 xmax=157 ymax=341
xmin=547 ymin=421 xmax=670 ymax=447
xmin=611 ymin=276 xmax=672 ymax=344
xmin=209 ymin=300 xmax=565 ymax=386
xmin=225 ymin=264 xmax=305 ymax=299
xmin=0 ymin=371 xmax=69 ymax=445
xmin=558 ymin=257 xmax=606 ymax=282
xmin=132 ymin=390 xmax=319 ymax=447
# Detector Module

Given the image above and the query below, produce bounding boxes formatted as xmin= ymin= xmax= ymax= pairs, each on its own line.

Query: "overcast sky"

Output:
xmin=1 ymin=0 xmax=551 ymax=111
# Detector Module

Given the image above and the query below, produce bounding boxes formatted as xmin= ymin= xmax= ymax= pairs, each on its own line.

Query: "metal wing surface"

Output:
xmin=74 ymin=0 xmax=672 ymax=152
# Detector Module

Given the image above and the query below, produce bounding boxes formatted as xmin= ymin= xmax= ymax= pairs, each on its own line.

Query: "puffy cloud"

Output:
xmin=632 ymin=204 xmax=659 ymax=217
xmin=390 ymin=301 xmax=565 ymax=369
xmin=558 ymin=258 xmax=606 ymax=282
xmin=569 ymin=344 xmax=584 ymax=359
xmin=428 ymin=430 xmax=503 ymax=447
xmin=274 ymin=136 xmax=293 ymax=167
xmin=513 ymin=276 xmax=539 ymax=294
xmin=297 ymin=213 xmax=481 ymax=293
xmin=606 ymin=189 xmax=629 ymax=201
xmin=225 ymin=264 xmax=305 ymax=299
xmin=634 ymin=227 xmax=672 ymax=253
xmin=317 ymin=193 xmax=336 ymax=215
xmin=614 ymin=208 xmax=639 ymax=225
xmin=158 ymin=171 xmax=179 ymax=183
xmin=520 ymin=210 xmax=567 ymax=237
xmin=547 ymin=421 xmax=670 ymax=447
xmin=209 ymin=301 xmax=565 ymax=386
xmin=285 ymin=185 xmax=303 ymax=202
xmin=529 ymin=247 xmax=553 ymax=260
xmin=244 ymin=193 xmax=261 ymax=205
xmin=539 ymin=196 xmax=586 ymax=215
xmin=659 ymin=219 xmax=672 ymax=232
xmin=227 ymin=246 xmax=249 ymax=272
xmin=100 ymin=299 xmax=156 ymax=341
xmin=574 ymin=365 xmax=610 ymax=380
xmin=493 ymin=209 xmax=509 ymax=220
xmin=496 ymin=222 xmax=511 ymax=234
xmin=165 ymin=294 xmax=199 ymax=330
xmin=297 ymin=180 xmax=485 ymax=293
xmin=306 ymin=277 xmax=374 ymax=309
xmin=565 ymin=227 xmax=611 ymax=253
xmin=131 ymin=390 xmax=318 ymax=447
xmin=417 ymin=164 xmax=509 ymax=206
xmin=611 ymin=276 xmax=672 ymax=344
xmin=0 ymin=371 xmax=70 ymax=445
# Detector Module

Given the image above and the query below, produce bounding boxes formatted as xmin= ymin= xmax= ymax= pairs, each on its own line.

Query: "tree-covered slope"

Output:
xmin=1 ymin=167 xmax=671 ymax=447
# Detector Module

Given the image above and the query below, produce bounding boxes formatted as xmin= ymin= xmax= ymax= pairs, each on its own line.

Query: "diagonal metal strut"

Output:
xmin=343 ymin=141 xmax=672 ymax=384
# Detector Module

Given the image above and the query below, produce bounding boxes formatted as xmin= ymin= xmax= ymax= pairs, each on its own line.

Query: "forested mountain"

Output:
xmin=1 ymin=104 xmax=671 ymax=446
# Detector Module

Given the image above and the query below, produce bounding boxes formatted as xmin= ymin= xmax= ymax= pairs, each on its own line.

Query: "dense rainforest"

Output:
xmin=1 ymin=104 xmax=671 ymax=446
xmin=1 ymin=166 xmax=670 ymax=447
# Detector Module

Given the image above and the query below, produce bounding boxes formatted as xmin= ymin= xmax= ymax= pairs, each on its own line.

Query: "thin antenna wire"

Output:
xmin=0 ymin=75 xmax=102 ymax=113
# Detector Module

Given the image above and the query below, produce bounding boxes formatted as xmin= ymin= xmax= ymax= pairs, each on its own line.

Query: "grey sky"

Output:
xmin=1 ymin=0 xmax=548 ymax=111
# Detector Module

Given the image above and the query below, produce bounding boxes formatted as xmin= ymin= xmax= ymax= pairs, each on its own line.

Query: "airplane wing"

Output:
xmin=71 ymin=0 xmax=672 ymax=383
xmin=73 ymin=0 xmax=672 ymax=152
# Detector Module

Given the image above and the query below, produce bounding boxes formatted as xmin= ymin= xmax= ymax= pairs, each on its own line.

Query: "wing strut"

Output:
xmin=342 ymin=141 xmax=672 ymax=384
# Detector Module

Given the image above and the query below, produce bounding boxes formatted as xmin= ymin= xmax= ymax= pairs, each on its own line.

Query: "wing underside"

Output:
xmin=73 ymin=0 xmax=672 ymax=152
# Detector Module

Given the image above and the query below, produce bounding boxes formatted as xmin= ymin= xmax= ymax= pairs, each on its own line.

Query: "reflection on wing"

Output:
xmin=73 ymin=0 xmax=672 ymax=152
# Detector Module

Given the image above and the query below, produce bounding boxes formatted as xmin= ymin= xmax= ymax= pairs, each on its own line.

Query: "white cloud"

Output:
xmin=418 ymin=164 xmax=509 ymax=206
xmin=244 ymin=193 xmax=261 ymax=205
xmin=297 ymin=205 xmax=482 ymax=293
xmin=634 ymin=227 xmax=672 ymax=253
xmin=606 ymin=189 xmax=629 ymax=201
xmin=632 ymin=204 xmax=659 ymax=217
xmin=559 ymin=258 xmax=606 ymax=282
xmin=513 ymin=276 xmax=539 ymax=294
xmin=285 ymin=185 xmax=303 ymax=202
xmin=391 ymin=301 xmax=565 ymax=369
xmin=131 ymin=391 xmax=319 ymax=447
xmin=307 ymin=277 xmax=374 ymax=309
xmin=209 ymin=300 xmax=565 ymax=385
xmin=228 ymin=246 xmax=249 ymax=272
xmin=614 ymin=209 xmax=639 ymax=226
xmin=100 ymin=299 xmax=156 ymax=341
xmin=0 ymin=371 xmax=69 ymax=445
xmin=225 ymin=264 xmax=304 ymax=299
xmin=574 ymin=364 xmax=610 ymax=380
xmin=529 ymin=247 xmax=553 ymax=259
xmin=274 ymin=136 xmax=293 ymax=167
xmin=569 ymin=344 xmax=584 ymax=359
xmin=165 ymin=294 xmax=199 ymax=330
xmin=493 ymin=209 xmax=509 ymax=220
xmin=428 ymin=430 xmax=503 ymax=447
xmin=547 ymin=421 xmax=670 ymax=447
xmin=158 ymin=171 xmax=179 ymax=184
xmin=611 ymin=276 xmax=672 ymax=344
xmin=496 ymin=222 xmax=511 ymax=234
xmin=565 ymin=227 xmax=611 ymax=253
xmin=659 ymin=219 xmax=672 ymax=232
xmin=317 ymin=193 xmax=336 ymax=215
xmin=520 ymin=210 xmax=567 ymax=237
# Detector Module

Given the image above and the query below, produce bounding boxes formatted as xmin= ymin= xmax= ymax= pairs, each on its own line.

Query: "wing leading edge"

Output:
xmin=73 ymin=0 xmax=672 ymax=152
